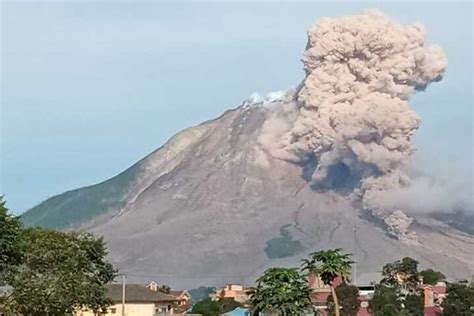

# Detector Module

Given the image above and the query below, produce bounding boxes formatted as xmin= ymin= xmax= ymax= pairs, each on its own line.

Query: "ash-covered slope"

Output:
xmin=22 ymin=10 xmax=474 ymax=287
xmin=88 ymin=98 xmax=474 ymax=288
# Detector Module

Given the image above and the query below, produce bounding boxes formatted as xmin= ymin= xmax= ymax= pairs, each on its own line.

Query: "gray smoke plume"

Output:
xmin=259 ymin=10 xmax=447 ymax=242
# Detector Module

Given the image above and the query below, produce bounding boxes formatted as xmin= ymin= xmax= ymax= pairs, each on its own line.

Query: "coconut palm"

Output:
xmin=301 ymin=248 xmax=354 ymax=316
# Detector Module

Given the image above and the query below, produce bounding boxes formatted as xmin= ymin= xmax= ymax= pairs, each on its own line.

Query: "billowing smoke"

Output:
xmin=259 ymin=10 xmax=447 ymax=242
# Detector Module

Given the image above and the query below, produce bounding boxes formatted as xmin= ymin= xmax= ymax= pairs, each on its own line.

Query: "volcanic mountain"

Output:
xmin=22 ymin=11 xmax=474 ymax=288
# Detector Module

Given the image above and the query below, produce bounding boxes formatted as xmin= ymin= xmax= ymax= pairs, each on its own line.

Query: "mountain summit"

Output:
xmin=22 ymin=11 xmax=473 ymax=287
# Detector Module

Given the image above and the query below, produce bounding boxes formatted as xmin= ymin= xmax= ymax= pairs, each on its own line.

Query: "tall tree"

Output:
xmin=419 ymin=269 xmax=445 ymax=285
xmin=372 ymin=257 xmax=440 ymax=316
xmin=301 ymin=248 xmax=353 ymax=316
xmin=380 ymin=257 xmax=420 ymax=291
xmin=191 ymin=298 xmax=222 ymax=316
xmin=403 ymin=292 xmax=424 ymax=316
xmin=327 ymin=282 xmax=360 ymax=316
xmin=441 ymin=282 xmax=474 ymax=316
xmin=0 ymin=197 xmax=23 ymax=281
xmin=248 ymin=267 xmax=311 ymax=315
xmin=6 ymin=228 xmax=116 ymax=314
xmin=369 ymin=284 xmax=402 ymax=315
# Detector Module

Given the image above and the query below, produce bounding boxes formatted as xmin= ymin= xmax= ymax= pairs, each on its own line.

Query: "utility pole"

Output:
xmin=121 ymin=274 xmax=126 ymax=316
xmin=352 ymin=225 xmax=358 ymax=285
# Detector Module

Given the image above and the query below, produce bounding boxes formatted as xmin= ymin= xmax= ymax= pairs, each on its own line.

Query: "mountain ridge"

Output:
xmin=21 ymin=99 xmax=474 ymax=287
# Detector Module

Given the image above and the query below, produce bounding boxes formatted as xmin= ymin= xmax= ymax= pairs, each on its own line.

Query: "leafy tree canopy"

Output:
xmin=419 ymin=269 xmax=445 ymax=285
xmin=219 ymin=297 xmax=243 ymax=313
xmin=5 ymin=228 xmax=116 ymax=314
xmin=441 ymin=282 xmax=474 ymax=316
xmin=188 ymin=286 xmax=216 ymax=305
xmin=327 ymin=282 xmax=360 ymax=316
xmin=301 ymin=248 xmax=353 ymax=285
xmin=0 ymin=197 xmax=23 ymax=280
xmin=248 ymin=267 xmax=311 ymax=316
xmin=190 ymin=297 xmax=242 ymax=316
xmin=191 ymin=298 xmax=222 ymax=316
xmin=380 ymin=257 xmax=420 ymax=291
xmin=370 ymin=284 xmax=402 ymax=315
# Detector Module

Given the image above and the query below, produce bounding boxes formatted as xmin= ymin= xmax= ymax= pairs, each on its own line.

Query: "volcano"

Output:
xmin=22 ymin=11 xmax=474 ymax=288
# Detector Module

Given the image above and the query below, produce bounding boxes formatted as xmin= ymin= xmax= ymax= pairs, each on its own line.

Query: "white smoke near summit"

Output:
xmin=259 ymin=10 xmax=448 ymax=241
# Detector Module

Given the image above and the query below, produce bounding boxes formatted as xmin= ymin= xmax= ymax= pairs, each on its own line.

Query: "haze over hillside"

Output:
xmin=21 ymin=10 xmax=474 ymax=287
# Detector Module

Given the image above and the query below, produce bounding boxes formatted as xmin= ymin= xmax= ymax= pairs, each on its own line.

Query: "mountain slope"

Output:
xmin=21 ymin=112 xmax=222 ymax=229
xmin=21 ymin=10 xmax=474 ymax=288
xmin=22 ymin=98 xmax=474 ymax=288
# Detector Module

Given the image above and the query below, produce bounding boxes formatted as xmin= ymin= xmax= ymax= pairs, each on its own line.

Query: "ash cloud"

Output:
xmin=259 ymin=10 xmax=448 ymax=241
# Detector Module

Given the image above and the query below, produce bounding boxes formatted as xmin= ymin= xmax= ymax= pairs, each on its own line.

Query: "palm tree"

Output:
xmin=301 ymin=248 xmax=354 ymax=316
xmin=248 ymin=267 xmax=311 ymax=316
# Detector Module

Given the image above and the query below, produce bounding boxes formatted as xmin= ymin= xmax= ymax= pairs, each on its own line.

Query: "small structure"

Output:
xmin=76 ymin=284 xmax=179 ymax=316
xmin=308 ymin=274 xmax=374 ymax=316
xmin=145 ymin=281 xmax=191 ymax=311
xmin=210 ymin=284 xmax=250 ymax=304
xmin=422 ymin=282 xmax=447 ymax=316
xmin=222 ymin=307 xmax=250 ymax=316
xmin=169 ymin=290 xmax=191 ymax=307
xmin=308 ymin=274 xmax=343 ymax=312
xmin=355 ymin=285 xmax=375 ymax=316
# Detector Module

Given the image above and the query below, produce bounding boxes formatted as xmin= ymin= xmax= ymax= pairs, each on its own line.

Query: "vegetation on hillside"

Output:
xmin=264 ymin=224 xmax=304 ymax=259
xmin=21 ymin=163 xmax=140 ymax=228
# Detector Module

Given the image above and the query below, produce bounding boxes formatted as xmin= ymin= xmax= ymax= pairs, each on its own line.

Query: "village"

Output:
xmin=2 ymin=2 xmax=474 ymax=316
xmin=71 ymin=275 xmax=448 ymax=316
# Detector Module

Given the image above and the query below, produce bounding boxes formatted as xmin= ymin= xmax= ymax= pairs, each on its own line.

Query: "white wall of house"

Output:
xmin=77 ymin=302 xmax=173 ymax=316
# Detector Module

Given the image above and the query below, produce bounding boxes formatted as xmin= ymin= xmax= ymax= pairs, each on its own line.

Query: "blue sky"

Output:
xmin=1 ymin=1 xmax=472 ymax=214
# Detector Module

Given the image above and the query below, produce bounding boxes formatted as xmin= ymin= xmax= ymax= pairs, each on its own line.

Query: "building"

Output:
xmin=169 ymin=290 xmax=191 ymax=308
xmin=422 ymin=282 xmax=447 ymax=316
xmin=308 ymin=274 xmax=374 ymax=316
xmin=354 ymin=285 xmax=375 ymax=316
xmin=210 ymin=284 xmax=250 ymax=304
xmin=145 ymin=281 xmax=191 ymax=311
xmin=76 ymin=284 xmax=179 ymax=316
xmin=308 ymin=274 xmax=343 ymax=313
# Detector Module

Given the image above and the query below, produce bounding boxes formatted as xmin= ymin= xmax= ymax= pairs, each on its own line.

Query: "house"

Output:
xmin=169 ymin=290 xmax=191 ymax=308
xmin=308 ymin=274 xmax=343 ymax=313
xmin=354 ymin=285 xmax=375 ymax=316
xmin=222 ymin=307 xmax=250 ymax=316
xmin=210 ymin=284 xmax=250 ymax=304
xmin=75 ymin=284 xmax=179 ymax=316
xmin=145 ymin=281 xmax=191 ymax=311
xmin=421 ymin=282 xmax=447 ymax=316
xmin=308 ymin=274 xmax=374 ymax=316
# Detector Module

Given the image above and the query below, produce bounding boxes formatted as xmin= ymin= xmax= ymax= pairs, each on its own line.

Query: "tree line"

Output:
xmin=0 ymin=197 xmax=116 ymax=315
xmin=246 ymin=249 xmax=474 ymax=316
xmin=1 ymin=196 xmax=473 ymax=315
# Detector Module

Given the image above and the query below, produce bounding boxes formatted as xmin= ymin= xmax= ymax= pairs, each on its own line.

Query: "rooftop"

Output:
xmin=106 ymin=284 xmax=179 ymax=303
